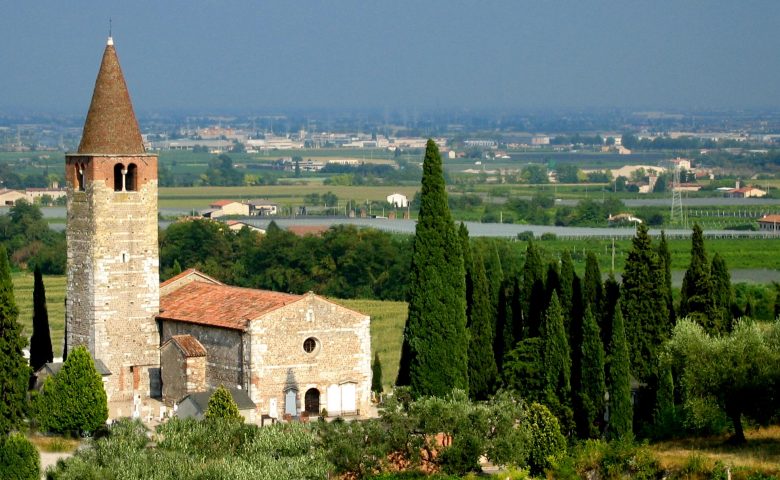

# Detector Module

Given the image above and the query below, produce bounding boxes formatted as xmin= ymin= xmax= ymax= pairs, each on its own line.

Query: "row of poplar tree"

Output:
xmin=396 ymin=139 xmax=740 ymax=440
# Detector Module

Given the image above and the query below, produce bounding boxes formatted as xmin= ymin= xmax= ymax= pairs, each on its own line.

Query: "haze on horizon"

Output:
xmin=2 ymin=0 xmax=779 ymax=115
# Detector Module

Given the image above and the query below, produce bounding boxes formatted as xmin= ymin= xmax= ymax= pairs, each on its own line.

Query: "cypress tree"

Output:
xmin=493 ymin=279 xmax=514 ymax=374
xmin=396 ymin=139 xmax=468 ymax=396
xmin=559 ymin=250 xmax=575 ymax=322
xmin=657 ymin=231 xmax=676 ymax=325
xmin=371 ymin=352 xmax=383 ymax=394
xmin=0 ymin=245 xmax=29 ymax=435
xmin=583 ymin=251 xmax=603 ymax=314
xmin=171 ymin=259 xmax=183 ymax=277
xmin=600 ymin=274 xmax=620 ymax=357
xmin=577 ymin=306 xmax=606 ymax=438
xmin=653 ymin=357 xmax=675 ymax=435
xmin=621 ymin=223 xmax=669 ymax=383
xmin=467 ymin=249 xmax=498 ymax=400
xmin=481 ymin=240 xmax=505 ymax=308
xmin=29 ymin=266 xmax=53 ymax=373
xmin=522 ymin=241 xmax=545 ymax=337
xmin=607 ymin=305 xmax=632 ymax=440
xmin=510 ymin=277 xmax=524 ymax=343
xmin=545 ymin=262 xmax=561 ymax=311
xmin=541 ymin=293 xmax=571 ymax=403
xmin=459 ymin=223 xmax=473 ymax=313
xmin=774 ymin=282 xmax=780 ymax=320
xmin=679 ymin=224 xmax=716 ymax=331
xmin=33 ymin=346 xmax=107 ymax=434
xmin=710 ymin=253 xmax=732 ymax=332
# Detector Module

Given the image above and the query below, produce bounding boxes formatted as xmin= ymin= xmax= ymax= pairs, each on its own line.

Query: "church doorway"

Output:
xmin=304 ymin=388 xmax=320 ymax=414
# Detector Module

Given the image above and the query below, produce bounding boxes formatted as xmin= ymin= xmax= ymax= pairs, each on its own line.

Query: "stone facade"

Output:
xmin=65 ymin=153 xmax=161 ymax=401
xmin=160 ymin=335 xmax=207 ymax=404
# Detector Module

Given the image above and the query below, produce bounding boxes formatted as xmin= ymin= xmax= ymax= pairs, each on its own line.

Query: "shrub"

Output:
xmin=33 ymin=346 xmax=108 ymax=435
xmin=525 ymin=402 xmax=566 ymax=476
xmin=204 ymin=385 xmax=243 ymax=422
xmin=0 ymin=433 xmax=41 ymax=480
xmin=600 ymin=438 xmax=661 ymax=480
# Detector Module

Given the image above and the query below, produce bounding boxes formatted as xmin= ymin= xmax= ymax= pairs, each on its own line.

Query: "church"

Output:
xmin=62 ymin=37 xmax=373 ymax=420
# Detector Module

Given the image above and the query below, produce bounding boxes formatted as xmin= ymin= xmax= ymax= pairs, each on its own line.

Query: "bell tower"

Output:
xmin=65 ymin=36 xmax=160 ymax=401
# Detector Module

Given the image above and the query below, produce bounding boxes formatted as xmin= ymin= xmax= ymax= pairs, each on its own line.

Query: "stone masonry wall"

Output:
xmin=160 ymin=342 xmax=186 ymax=404
xmin=160 ymin=321 xmax=246 ymax=389
xmin=66 ymin=154 xmax=160 ymax=402
xmin=248 ymin=294 xmax=371 ymax=417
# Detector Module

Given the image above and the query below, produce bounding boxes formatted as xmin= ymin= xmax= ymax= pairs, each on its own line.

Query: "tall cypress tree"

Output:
xmin=679 ymin=224 xmax=716 ymax=331
xmin=583 ymin=251 xmax=603 ymax=314
xmin=710 ymin=253 xmax=732 ymax=332
xmin=774 ymin=282 xmax=780 ymax=320
xmin=0 ymin=246 xmax=30 ymax=435
xmin=459 ymin=223 xmax=474 ymax=322
xmin=600 ymin=274 xmax=620 ymax=357
xmin=396 ymin=140 xmax=468 ymax=396
xmin=522 ymin=241 xmax=545 ymax=337
xmin=577 ymin=306 xmax=606 ymax=438
xmin=468 ymin=249 xmax=498 ymax=400
xmin=657 ymin=231 xmax=676 ymax=325
xmin=29 ymin=266 xmax=53 ymax=373
xmin=621 ymin=224 xmax=669 ymax=383
xmin=371 ymin=352 xmax=383 ymax=395
xmin=607 ymin=304 xmax=632 ymax=440
xmin=541 ymin=293 xmax=571 ymax=404
xmin=545 ymin=262 xmax=561 ymax=310
xmin=559 ymin=250 xmax=575 ymax=322
xmin=494 ymin=279 xmax=514 ymax=374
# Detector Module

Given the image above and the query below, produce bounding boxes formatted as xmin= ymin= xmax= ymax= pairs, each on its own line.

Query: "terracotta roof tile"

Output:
xmin=210 ymin=200 xmax=238 ymax=207
xmin=167 ymin=335 xmax=207 ymax=357
xmin=77 ymin=41 xmax=145 ymax=155
xmin=158 ymin=281 xmax=302 ymax=331
xmin=759 ymin=214 xmax=780 ymax=223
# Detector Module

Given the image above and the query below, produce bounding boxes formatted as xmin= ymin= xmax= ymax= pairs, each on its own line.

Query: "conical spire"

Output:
xmin=77 ymin=38 xmax=145 ymax=154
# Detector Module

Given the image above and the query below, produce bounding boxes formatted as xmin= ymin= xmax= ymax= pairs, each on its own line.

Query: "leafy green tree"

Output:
xmin=371 ymin=352 xmax=383 ymax=395
xmin=710 ymin=253 xmax=733 ymax=331
xmin=29 ymin=266 xmax=53 ymax=373
xmin=679 ymin=224 xmax=716 ymax=331
xmin=467 ymin=249 xmax=498 ymax=400
xmin=664 ymin=319 xmax=780 ymax=444
xmin=0 ymin=433 xmax=40 ymax=480
xmin=204 ymin=385 xmax=243 ymax=421
xmin=34 ymin=346 xmax=107 ymax=434
xmin=397 ymin=140 xmax=468 ymax=396
xmin=657 ymin=231 xmax=676 ymax=325
xmin=620 ymin=224 xmax=669 ymax=383
xmin=607 ymin=306 xmax=632 ymax=440
xmin=526 ymin=402 xmax=566 ymax=476
xmin=0 ymin=245 xmax=29 ymax=435
xmin=577 ymin=307 xmax=607 ymax=439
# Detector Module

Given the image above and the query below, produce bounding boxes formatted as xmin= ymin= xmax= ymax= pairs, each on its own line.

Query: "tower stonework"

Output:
xmin=65 ymin=38 xmax=160 ymax=402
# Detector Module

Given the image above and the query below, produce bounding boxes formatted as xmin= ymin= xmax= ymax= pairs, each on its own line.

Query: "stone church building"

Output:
xmin=63 ymin=37 xmax=372 ymax=420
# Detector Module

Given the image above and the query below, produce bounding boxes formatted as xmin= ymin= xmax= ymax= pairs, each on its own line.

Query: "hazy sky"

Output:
xmin=2 ymin=1 xmax=779 ymax=114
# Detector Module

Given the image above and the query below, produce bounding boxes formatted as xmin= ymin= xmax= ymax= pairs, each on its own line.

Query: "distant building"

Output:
xmin=25 ymin=187 xmax=67 ymax=202
xmin=203 ymin=200 xmax=250 ymax=218
xmin=727 ymin=186 xmax=766 ymax=198
xmin=758 ymin=214 xmax=780 ymax=232
xmin=224 ymin=220 xmax=266 ymax=234
xmin=246 ymin=199 xmax=279 ymax=216
xmin=0 ymin=189 xmax=28 ymax=205
xmin=176 ymin=388 xmax=257 ymax=423
xmin=386 ymin=193 xmax=408 ymax=208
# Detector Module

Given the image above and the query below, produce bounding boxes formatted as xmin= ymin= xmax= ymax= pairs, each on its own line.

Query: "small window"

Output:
xmin=126 ymin=163 xmax=138 ymax=191
xmin=113 ymin=164 xmax=125 ymax=191
xmin=303 ymin=337 xmax=318 ymax=354
xmin=75 ymin=164 xmax=85 ymax=191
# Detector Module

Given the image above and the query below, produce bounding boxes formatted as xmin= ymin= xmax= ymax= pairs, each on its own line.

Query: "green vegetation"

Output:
xmin=398 ymin=140 xmax=468 ymax=396
xmin=0 ymin=245 xmax=30 ymax=436
xmin=11 ymin=271 xmax=65 ymax=357
xmin=29 ymin=266 xmax=53 ymax=373
xmin=32 ymin=345 xmax=108 ymax=435
xmin=204 ymin=385 xmax=243 ymax=422
xmin=0 ymin=433 xmax=40 ymax=480
xmin=606 ymin=306 xmax=632 ymax=440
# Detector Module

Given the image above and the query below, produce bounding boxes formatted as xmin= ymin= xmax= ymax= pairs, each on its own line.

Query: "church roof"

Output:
xmin=159 ymin=280 xmax=302 ymax=331
xmin=77 ymin=38 xmax=145 ymax=155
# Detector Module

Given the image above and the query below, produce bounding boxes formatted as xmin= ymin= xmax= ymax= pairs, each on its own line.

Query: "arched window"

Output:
xmin=113 ymin=164 xmax=125 ymax=191
xmin=75 ymin=164 xmax=85 ymax=192
xmin=126 ymin=163 xmax=138 ymax=191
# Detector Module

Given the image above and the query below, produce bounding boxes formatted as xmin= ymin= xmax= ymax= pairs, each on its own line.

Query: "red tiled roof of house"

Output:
xmin=210 ymin=199 xmax=238 ymax=207
xmin=759 ymin=214 xmax=780 ymax=223
xmin=77 ymin=40 xmax=145 ymax=155
xmin=158 ymin=281 xmax=302 ymax=331
xmin=167 ymin=335 xmax=207 ymax=357
xmin=286 ymin=225 xmax=329 ymax=237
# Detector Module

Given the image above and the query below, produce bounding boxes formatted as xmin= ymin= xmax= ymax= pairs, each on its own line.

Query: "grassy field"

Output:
xmin=12 ymin=272 xmax=66 ymax=357
xmin=650 ymin=425 xmax=780 ymax=476
xmin=335 ymin=299 xmax=407 ymax=391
